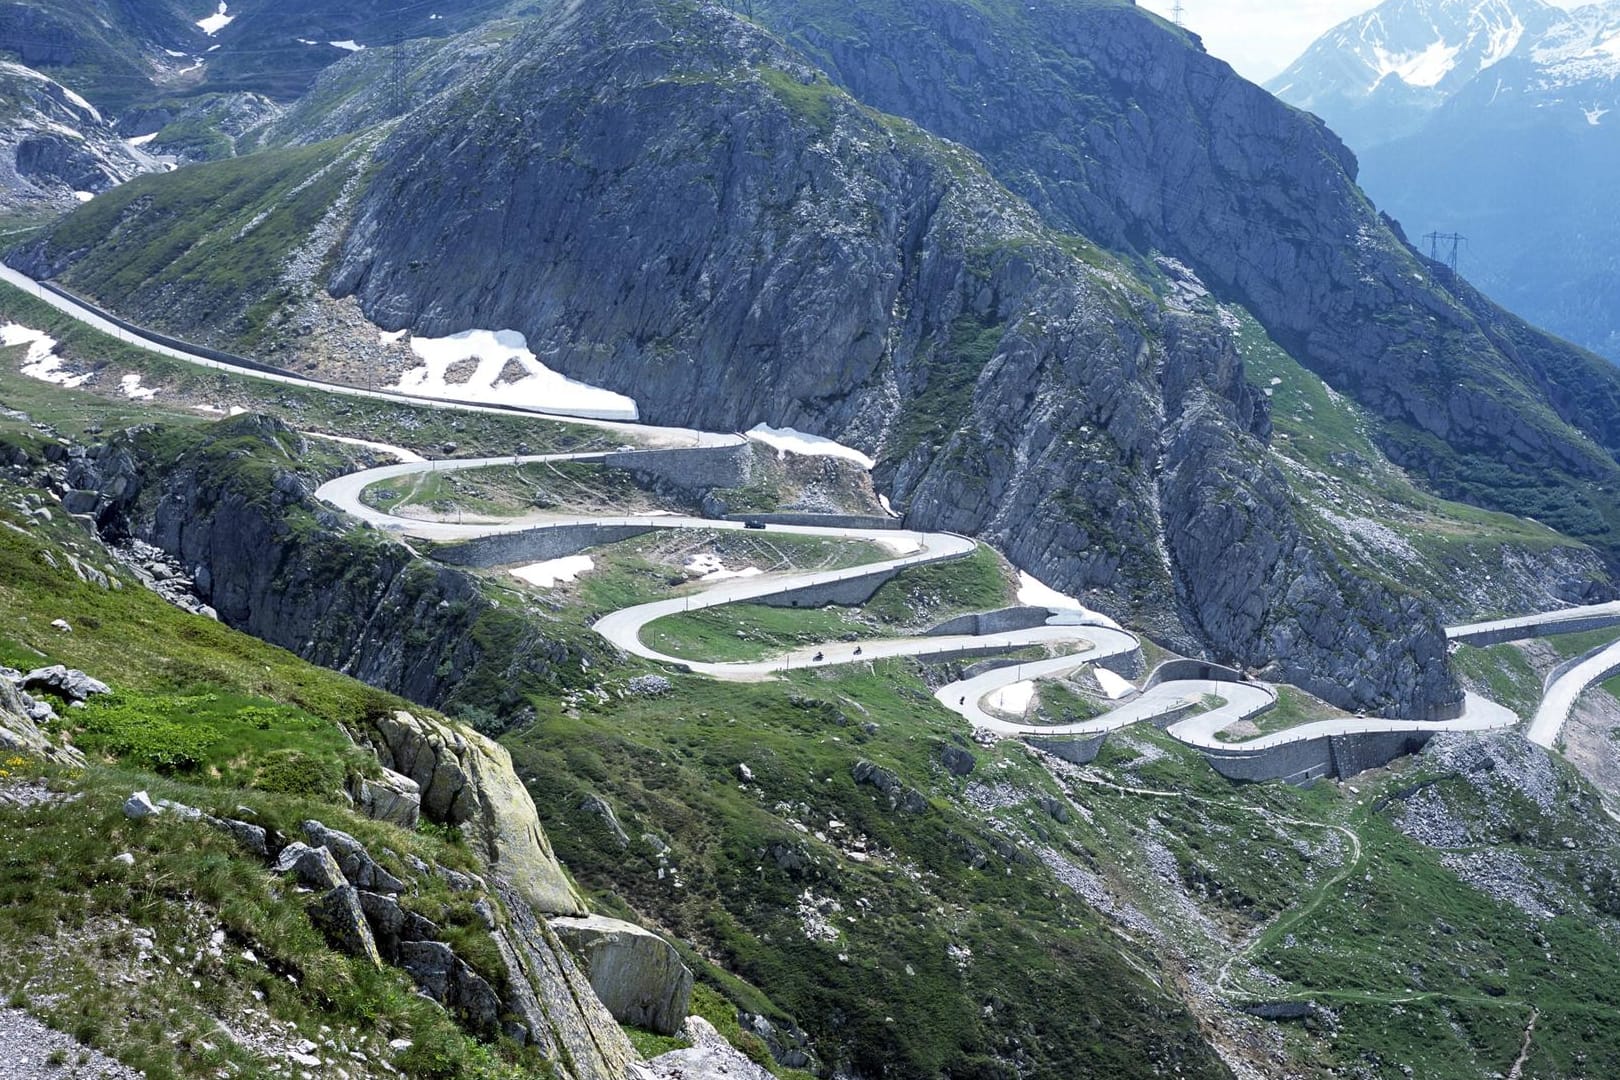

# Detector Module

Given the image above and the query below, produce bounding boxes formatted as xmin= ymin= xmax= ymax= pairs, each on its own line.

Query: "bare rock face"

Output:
xmin=551 ymin=914 xmax=695 ymax=1036
xmin=641 ymin=1016 xmax=774 ymax=1080
xmin=350 ymin=767 xmax=421 ymax=829
xmin=309 ymin=885 xmax=383 ymax=968
xmin=363 ymin=710 xmax=586 ymax=917
xmin=0 ymin=676 xmax=83 ymax=767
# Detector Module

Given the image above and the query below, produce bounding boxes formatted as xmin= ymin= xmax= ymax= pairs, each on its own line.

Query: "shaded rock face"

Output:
xmin=0 ymin=59 xmax=154 ymax=213
xmin=551 ymin=914 xmax=695 ymax=1036
xmin=0 ymin=676 xmax=83 ymax=766
xmin=493 ymin=883 xmax=642 ymax=1080
xmin=1160 ymin=390 xmax=1458 ymax=718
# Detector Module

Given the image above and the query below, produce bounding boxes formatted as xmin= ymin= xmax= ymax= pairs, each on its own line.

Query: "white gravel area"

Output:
xmin=0 ymin=1008 xmax=141 ymax=1077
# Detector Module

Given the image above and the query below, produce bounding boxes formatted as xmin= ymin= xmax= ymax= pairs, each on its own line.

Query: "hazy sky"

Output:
xmin=1134 ymin=0 xmax=1588 ymax=84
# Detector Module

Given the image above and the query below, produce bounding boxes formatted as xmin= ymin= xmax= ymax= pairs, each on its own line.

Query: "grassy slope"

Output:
xmin=508 ymin=663 xmax=1230 ymax=1080
xmin=0 ymin=485 xmax=545 ymax=1078
xmin=26 ymin=138 xmax=359 ymax=346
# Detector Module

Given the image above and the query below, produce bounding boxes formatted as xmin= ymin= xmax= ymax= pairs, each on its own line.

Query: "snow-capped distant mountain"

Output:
xmin=1272 ymin=0 xmax=1620 ymax=363
xmin=1267 ymin=0 xmax=1568 ymax=148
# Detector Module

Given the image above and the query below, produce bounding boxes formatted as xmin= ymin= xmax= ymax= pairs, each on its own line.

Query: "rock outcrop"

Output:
xmin=0 ymin=667 xmax=86 ymax=766
xmin=359 ymin=710 xmax=586 ymax=917
xmin=0 ymin=60 xmax=154 ymax=215
xmin=641 ymin=1016 xmax=774 ymax=1080
xmin=551 ymin=914 xmax=694 ymax=1036
xmin=61 ymin=415 xmax=591 ymax=720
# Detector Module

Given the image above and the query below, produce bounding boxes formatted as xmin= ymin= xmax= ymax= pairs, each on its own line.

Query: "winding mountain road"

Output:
xmin=314 ymin=449 xmax=1539 ymax=765
xmin=2 ymin=263 xmax=1605 ymax=769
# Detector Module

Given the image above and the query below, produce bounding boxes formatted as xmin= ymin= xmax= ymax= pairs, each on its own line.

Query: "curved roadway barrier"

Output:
xmin=4 ymin=264 xmax=1601 ymax=781
xmin=1447 ymin=600 xmax=1620 ymax=646
xmin=1527 ymin=638 xmax=1620 ymax=748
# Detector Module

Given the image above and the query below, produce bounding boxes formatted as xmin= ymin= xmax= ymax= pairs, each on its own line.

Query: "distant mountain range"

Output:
xmin=1271 ymin=0 xmax=1620 ymax=361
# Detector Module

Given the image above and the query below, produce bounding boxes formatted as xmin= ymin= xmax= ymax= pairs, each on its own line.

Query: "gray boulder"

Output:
xmin=122 ymin=791 xmax=159 ymax=820
xmin=642 ymin=1016 xmax=774 ymax=1080
xmin=309 ymin=886 xmax=382 ymax=968
xmin=273 ymin=842 xmax=347 ymax=890
xmin=351 ymin=768 xmax=421 ymax=829
xmin=21 ymin=665 xmax=110 ymax=702
xmin=550 ymin=914 xmax=694 ymax=1036
xmin=302 ymin=821 xmax=407 ymax=894
xmin=940 ymin=745 xmax=976 ymax=777
xmin=399 ymin=940 xmax=502 ymax=1034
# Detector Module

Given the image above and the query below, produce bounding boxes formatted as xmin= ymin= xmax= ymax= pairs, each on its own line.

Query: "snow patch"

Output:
xmin=301 ymin=432 xmax=425 ymax=463
xmin=510 ymin=555 xmax=595 ymax=588
xmin=378 ymin=328 xmax=408 ymax=345
xmin=329 ymin=40 xmax=365 ymax=52
xmin=72 ymin=191 xmax=94 ymax=203
xmin=875 ymin=534 xmax=923 ymax=555
xmin=128 ymin=132 xmax=159 ymax=147
xmin=746 ymin=424 xmax=874 ymax=470
xmin=4 ymin=323 xmax=90 ymax=388
xmin=1372 ymin=40 xmax=1462 ymax=88
xmin=1016 ymin=571 xmax=1122 ymax=630
xmin=392 ymin=328 xmax=639 ymax=420
xmin=684 ymin=553 xmax=763 ymax=581
xmin=1093 ymin=667 xmax=1133 ymax=700
xmin=119 ymin=374 xmax=156 ymax=400
xmin=987 ymin=681 xmax=1036 ymax=716
xmin=197 ymin=2 xmax=233 ymax=36
xmin=58 ymin=84 xmax=100 ymax=121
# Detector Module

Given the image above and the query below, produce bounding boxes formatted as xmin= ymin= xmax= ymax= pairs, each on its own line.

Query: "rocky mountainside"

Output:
xmin=7 ymin=0 xmax=1515 ymax=721
xmin=0 ymin=59 xmax=156 ymax=215
xmin=1271 ymin=0 xmax=1620 ymax=361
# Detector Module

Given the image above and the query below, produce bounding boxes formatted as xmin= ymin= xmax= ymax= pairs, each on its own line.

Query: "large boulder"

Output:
xmin=273 ymin=842 xmax=347 ymax=890
xmin=302 ymin=820 xmax=406 ymax=894
xmin=399 ymin=940 xmax=503 ymax=1034
xmin=20 ymin=665 xmax=111 ymax=702
xmin=363 ymin=711 xmax=585 ymax=915
xmin=350 ymin=767 xmax=421 ymax=828
xmin=550 ymin=914 xmax=694 ymax=1036
xmin=0 ymin=678 xmax=83 ymax=767
xmin=309 ymin=886 xmax=382 ymax=968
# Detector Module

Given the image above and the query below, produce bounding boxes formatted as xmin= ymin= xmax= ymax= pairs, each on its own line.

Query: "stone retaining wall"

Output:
xmin=604 ymin=444 xmax=754 ymax=490
xmin=1022 ymin=732 xmax=1109 ymax=765
xmin=753 ymin=568 xmax=901 ymax=609
xmin=722 ymin=512 xmax=902 ymax=530
xmin=1201 ymin=730 xmax=1436 ymax=785
xmin=431 ymin=525 xmax=657 ymax=568
xmin=926 ymin=607 xmax=1051 ymax=637
xmin=1449 ymin=610 xmax=1620 ymax=647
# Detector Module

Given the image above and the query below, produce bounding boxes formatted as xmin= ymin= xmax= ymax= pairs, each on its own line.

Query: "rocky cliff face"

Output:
xmin=312 ymin=0 xmax=1458 ymax=716
xmin=757 ymin=0 xmax=1620 ymax=558
xmin=0 ymin=60 xmax=155 ymax=214
xmin=63 ymin=415 xmax=593 ymax=718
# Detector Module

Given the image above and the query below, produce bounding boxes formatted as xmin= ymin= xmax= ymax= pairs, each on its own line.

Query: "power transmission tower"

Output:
xmin=1172 ymin=1 xmax=1185 ymax=25
xmin=1423 ymin=231 xmax=1468 ymax=279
